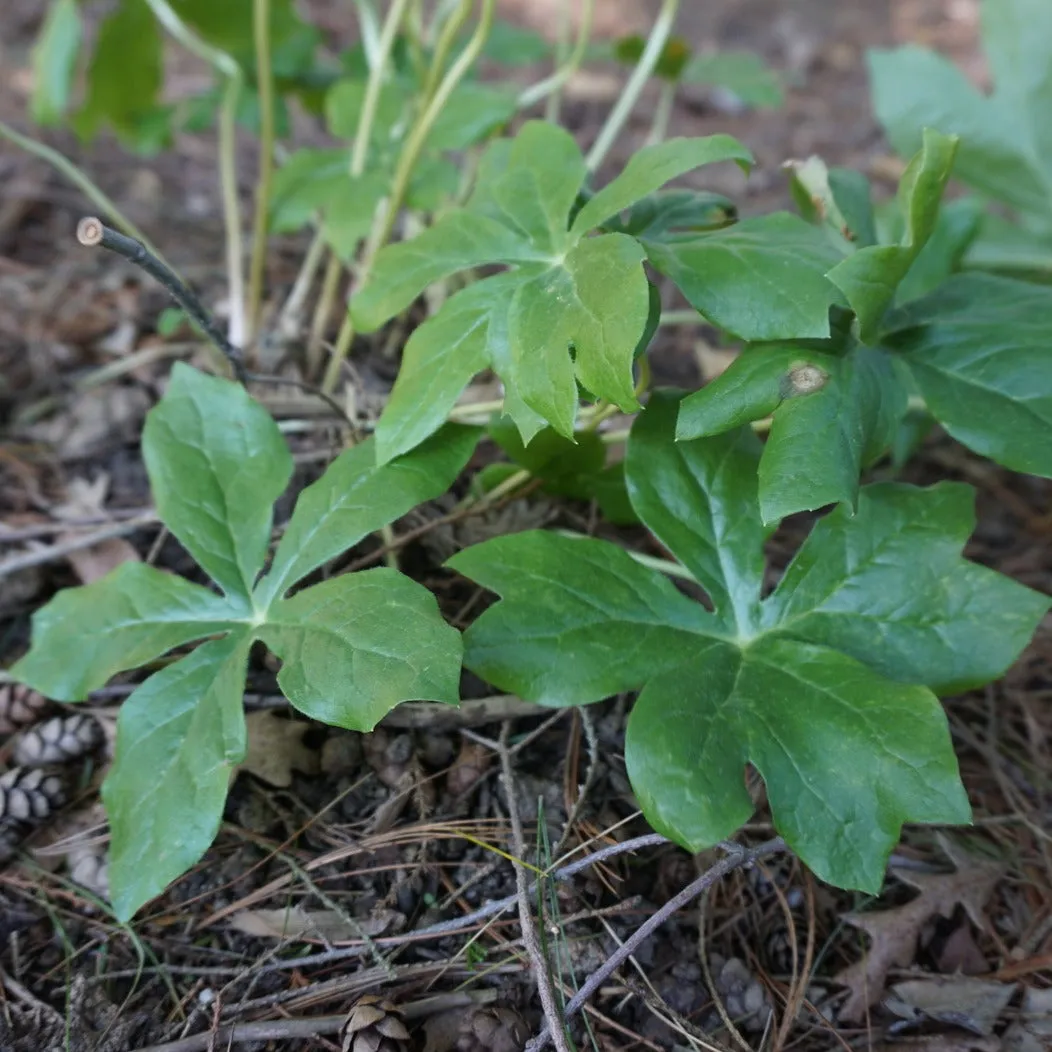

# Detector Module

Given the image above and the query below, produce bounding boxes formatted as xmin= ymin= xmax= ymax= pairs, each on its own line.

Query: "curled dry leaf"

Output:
xmin=229 ymin=905 xmax=404 ymax=942
xmin=834 ymin=837 xmax=1005 ymax=1022
xmin=51 ymin=474 xmax=140 ymax=585
xmin=446 ymin=739 xmax=492 ymax=797
xmin=885 ymin=976 xmax=1017 ymax=1037
xmin=455 ymin=1004 xmax=529 ymax=1052
xmin=238 ymin=709 xmax=320 ymax=787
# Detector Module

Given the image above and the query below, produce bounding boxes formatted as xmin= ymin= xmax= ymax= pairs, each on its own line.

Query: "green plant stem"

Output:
xmin=307 ymin=251 xmax=344 ymax=377
xmin=352 ymin=0 xmax=410 ymax=177
xmin=353 ymin=0 xmax=382 ymax=69
xmin=647 ymin=80 xmax=676 ymax=145
xmin=145 ymin=0 xmax=246 ymax=349
xmin=659 ymin=308 xmax=702 ymax=326
xmin=276 ymin=227 xmax=326 ymax=337
xmin=0 ymin=119 xmax=171 ymax=272
xmin=518 ymin=0 xmax=595 ymax=113
xmin=322 ymin=0 xmax=495 ymax=394
xmin=246 ymin=0 xmax=276 ymax=354
xmin=585 ymin=0 xmax=680 ymax=172
xmin=424 ymin=0 xmax=473 ymax=102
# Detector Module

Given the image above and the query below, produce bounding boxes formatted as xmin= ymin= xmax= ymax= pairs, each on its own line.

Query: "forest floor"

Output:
xmin=0 ymin=1 xmax=1050 ymax=1050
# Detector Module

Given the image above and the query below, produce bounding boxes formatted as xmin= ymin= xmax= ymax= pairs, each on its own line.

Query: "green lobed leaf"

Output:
xmin=978 ymin=0 xmax=1052 ymax=191
xmin=31 ymin=0 xmax=82 ymax=125
xmin=449 ymin=531 xmax=722 ymax=707
xmin=511 ymin=234 xmax=648 ymax=433
xmin=102 ymin=631 xmax=251 ymax=921
xmin=867 ymin=45 xmax=1050 ymax=219
xmin=883 ymin=273 xmax=1052 ymax=476
xmin=682 ymin=51 xmax=785 ymax=108
xmin=643 ymin=213 xmax=846 ymax=340
xmin=676 ymin=346 xmax=836 ymax=439
xmin=351 ymin=211 xmax=542 ymax=332
xmin=376 ymin=276 xmax=507 ymax=464
xmin=488 ymin=417 xmax=606 ymax=497
xmin=762 ymin=482 xmax=1051 ymax=692
xmin=426 ymin=81 xmax=517 ymax=152
xmin=758 ymin=345 xmax=908 ymax=522
xmin=627 ymin=391 xmax=765 ymax=634
xmin=453 ymin=397 xmax=1040 ymax=890
xmin=74 ymin=0 xmax=164 ymax=146
xmin=893 ymin=196 xmax=984 ymax=305
xmin=10 ymin=564 xmax=244 ymax=701
xmin=964 ymin=212 xmax=1052 ymax=276
xmin=625 ymin=636 xmax=970 ymax=894
xmin=601 ymin=189 xmax=738 ymax=242
xmin=259 ymin=426 xmax=479 ymax=602
xmin=143 ymin=363 xmax=293 ymax=600
xmin=826 ymin=129 xmax=958 ymax=341
xmin=259 ymin=570 xmax=461 ymax=730
xmin=787 ymin=157 xmax=877 ymax=248
xmin=571 ymin=135 xmax=752 ymax=236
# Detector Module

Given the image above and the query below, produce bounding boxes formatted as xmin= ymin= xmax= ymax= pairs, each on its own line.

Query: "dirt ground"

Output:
xmin=2 ymin=1 xmax=1051 ymax=1050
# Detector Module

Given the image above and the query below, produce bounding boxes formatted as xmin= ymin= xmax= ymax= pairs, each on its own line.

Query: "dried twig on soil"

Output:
xmin=498 ymin=721 xmax=575 ymax=1052
xmin=524 ymin=836 xmax=788 ymax=1052
xmin=76 ymin=217 xmax=246 ymax=381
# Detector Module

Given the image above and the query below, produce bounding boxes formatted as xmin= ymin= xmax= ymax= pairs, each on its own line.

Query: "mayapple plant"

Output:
xmin=10 ymin=0 xmax=1052 ymax=921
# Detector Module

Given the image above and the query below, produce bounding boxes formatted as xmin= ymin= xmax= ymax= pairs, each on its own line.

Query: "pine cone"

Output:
xmin=0 ymin=766 xmax=66 ymax=824
xmin=340 ymin=994 xmax=410 ymax=1052
xmin=13 ymin=714 xmax=103 ymax=766
xmin=0 ymin=683 xmax=52 ymax=736
xmin=456 ymin=1004 xmax=529 ymax=1052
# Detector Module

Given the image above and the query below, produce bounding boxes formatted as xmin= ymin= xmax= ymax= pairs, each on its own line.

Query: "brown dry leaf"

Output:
xmin=228 ymin=905 xmax=402 ymax=942
xmin=865 ymin=1038 xmax=1001 ymax=1052
xmin=237 ymin=710 xmax=319 ymax=787
xmin=1003 ymin=987 xmax=1052 ymax=1052
xmin=52 ymin=475 xmax=140 ymax=583
xmin=886 ymin=977 xmax=1017 ymax=1036
xmin=28 ymin=386 xmax=151 ymax=461
xmin=446 ymin=739 xmax=492 ymax=797
xmin=835 ymin=838 xmax=1005 ymax=1022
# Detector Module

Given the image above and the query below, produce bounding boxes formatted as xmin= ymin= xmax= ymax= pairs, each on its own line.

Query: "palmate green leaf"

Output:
xmin=453 ymin=395 xmax=1046 ymax=891
xmin=883 ymin=273 xmax=1052 ymax=476
xmin=259 ymin=426 xmax=479 ymax=601
xmin=571 ymin=136 xmax=752 ymax=235
xmin=682 ymin=51 xmax=785 ymax=109
xmin=762 ymin=482 xmax=1051 ymax=693
xmin=601 ymin=189 xmax=738 ymax=242
xmin=31 ymin=0 xmax=82 ymax=126
xmin=102 ymin=631 xmax=252 ymax=922
xmin=259 ymin=570 xmax=461 ymax=730
xmin=448 ymin=532 xmax=722 ymax=707
xmin=10 ymin=563 xmax=246 ymax=701
xmin=891 ymin=196 xmax=983 ymax=304
xmin=677 ymin=346 xmax=836 ymax=439
xmin=868 ymin=0 xmax=1052 ymax=224
xmin=74 ymin=0 xmax=163 ymax=146
xmin=825 ymin=129 xmax=958 ymax=341
xmin=14 ymin=366 xmax=475 ymax=919
xmin=643 ymin=213 xmax=846 ymax=341
xmin=626 ymin=637 xmax=970 ymax=892
xmin=144 ymin=362 xmax=293 ymax=599
xmin=758 ymin=345 xmax=908 ymax=522
xmin=627 ymin=392 xmax=765 ymax=634
xmin=356 ymin=121 xmax=750 ymax=447
xmin=678 ymin=344 xmax=909 ymax=522
xmin=788 ymin=157 xmax=877 ymax=248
